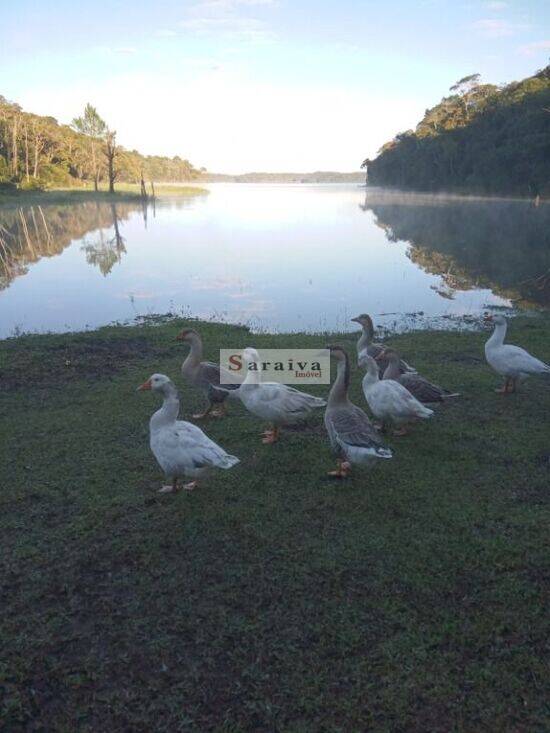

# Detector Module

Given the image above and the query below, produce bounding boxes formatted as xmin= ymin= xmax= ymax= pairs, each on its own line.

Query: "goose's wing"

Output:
xmin=327 ymin=404 xmax=387 ymax=452
xmin=400 ymin=373 xmax=446 ymax=403
xmin=378 ymin=380 xmax=433 ymax=418
xmin=198 ymin=361 xmax=241 ymax=388
xmin=199 ymin=361 xmax=241 ymax=401
xmin=251 ymin=383 xmax=325 ymax=409
xmin=498 ymin=345 xmax=550 ymax=374
xmin=277 ymin=384 xmax=326 ymax=409
xmin=368 ymin=343 xmax=385 ymax=359
xmin=167 ymin=420 xmax=239 ymax=468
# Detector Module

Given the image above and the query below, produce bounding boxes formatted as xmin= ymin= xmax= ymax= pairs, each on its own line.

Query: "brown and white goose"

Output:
xmin=324 ymin=345 xmax=392 ymax=478
xmin=351 ymin=314 xmax=414 ymax=375
xmin=176 ymin=328 xmax=241 ymax=418
xmin=378 ymin=348 xmax=459 ymax=404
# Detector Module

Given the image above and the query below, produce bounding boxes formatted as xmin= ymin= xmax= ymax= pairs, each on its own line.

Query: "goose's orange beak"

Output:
xmin=483 ymin=314 xmax=493 ymax=323
xmin=175 ymin=330 xmax=188 ymax=341
xmin=137 ymin=379 xmax=152 ymax=391
xmin=374 ymin=351 xmax=386 ymax=361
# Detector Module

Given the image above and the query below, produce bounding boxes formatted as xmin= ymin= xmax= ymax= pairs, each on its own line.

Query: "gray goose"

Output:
xmin=351 ymin=314 xmax=414 ymax=375
xmin=176 ymin=328 xmax=241 ymax=418
xmin=379 ymin=348 xmax=459 ymax=404
xmin=324 ymin=345 xmax=392 ymax=478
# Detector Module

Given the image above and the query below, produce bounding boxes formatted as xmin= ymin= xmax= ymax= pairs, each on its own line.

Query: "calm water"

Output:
xmin=1 ymin=184 xmax=548 ymax=338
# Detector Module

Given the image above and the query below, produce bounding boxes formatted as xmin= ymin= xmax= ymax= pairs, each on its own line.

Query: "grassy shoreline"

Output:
xmin=1 ymin=317 xmax=549 ymax=730
xmin=0 ymin=182 xmax=209 ymax=208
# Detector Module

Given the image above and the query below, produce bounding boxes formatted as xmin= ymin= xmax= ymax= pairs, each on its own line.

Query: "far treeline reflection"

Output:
xmin=1 ymin=191 xmax=549 ymax=310
xmin=361 ymin=190 xmax=550 ymax=308
xmin=0 ymin=197 xmax=193 ymax=289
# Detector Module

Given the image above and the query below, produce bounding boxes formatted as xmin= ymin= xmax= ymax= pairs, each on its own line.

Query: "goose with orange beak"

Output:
xmin=484 ymin=313 xmax=550 ymax=393
xmin=176 ymin=328 xmax=241 ymax=419
xmin=351 ymin=314 xmax=414 ymax=375
xmin=138 ymin=373 xmax=239 ymax=493
xmin=324 ymin=345 xmax=391 ymax=478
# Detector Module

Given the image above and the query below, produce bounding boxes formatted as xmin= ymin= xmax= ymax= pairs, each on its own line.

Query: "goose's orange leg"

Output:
xmin=211 ymin=402 xmax=227 ymax=417
xmin=261 ymin=425 xmax=280 ymax=444
xmin=328 ymin=459 xmax=351 ymax=478
xmin=193 ymin=403 xmax=213 ymax=419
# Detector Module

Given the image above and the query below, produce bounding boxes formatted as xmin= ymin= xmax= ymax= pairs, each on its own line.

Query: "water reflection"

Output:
xmin=361 ymin=189 xmax=550 ymax=307
xmin=81 ymin=204 xmax=127 ymax=276
xmin=0 ymin=201 xmax=140 ymax=288
xmin=0 ymin=185 xmax=546 ymax=338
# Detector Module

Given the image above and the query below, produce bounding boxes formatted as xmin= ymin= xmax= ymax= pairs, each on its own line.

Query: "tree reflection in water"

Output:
xmin=0 ymin=200 xmax=141 ymax=288
xmin=360 ymin=189 xmax=550 ymax=308
xmin=81 ymin=203 xmax=127 ymax=276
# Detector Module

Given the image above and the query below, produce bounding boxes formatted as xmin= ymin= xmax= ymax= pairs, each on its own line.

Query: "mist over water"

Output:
xmin=0 ymin=184 xmax=547 ymax=338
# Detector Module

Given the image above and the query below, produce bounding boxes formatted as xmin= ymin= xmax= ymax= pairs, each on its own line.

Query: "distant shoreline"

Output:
xmin=0 ymin=183 xmax=209 ymax=209
xmin=200 ymin=171 xmax=364 ymax=184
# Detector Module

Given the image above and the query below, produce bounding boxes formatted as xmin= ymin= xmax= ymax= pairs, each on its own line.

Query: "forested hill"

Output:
xmin=365 ymin=65 xmax=550 ymax=197
xmin=0 ymin=98 xmax=201 ymax=190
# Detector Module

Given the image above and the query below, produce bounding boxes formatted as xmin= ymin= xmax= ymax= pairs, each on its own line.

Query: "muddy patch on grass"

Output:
xmin=0 ymin=336 xmax=174 ymax=390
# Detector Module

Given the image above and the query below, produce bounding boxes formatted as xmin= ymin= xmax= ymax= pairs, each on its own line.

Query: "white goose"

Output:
xmin=484 ymin=314 xmax=550 ymax=393
xmin=238 ymin=347 xmax=326 ymax=444
xmin=360 ymin=353 xmax=433 ymax=435
xmin=138 ymin=373 xmax=239 ymax=492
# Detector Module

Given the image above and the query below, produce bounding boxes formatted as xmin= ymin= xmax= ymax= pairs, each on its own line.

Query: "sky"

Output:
xmin=1 ymin=0 xmax=549 ymax=173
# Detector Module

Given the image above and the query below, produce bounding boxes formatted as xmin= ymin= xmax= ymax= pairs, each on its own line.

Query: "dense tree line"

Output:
xmin=0 ymin=99 xmax=201 ymax=191
xmin=365 ymin=65 xmax=550 ymax=197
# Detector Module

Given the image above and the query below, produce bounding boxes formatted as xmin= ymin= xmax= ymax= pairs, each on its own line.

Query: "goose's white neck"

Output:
xmin=242 ymin=357 xmax=262 ymax=387
xmin=362 ymin=359 xmax=380 ymax=389
xmin=487 ymin=321 xmax=507 ymax=348
xmin=150 ymin=385 xmax=180 ymax=431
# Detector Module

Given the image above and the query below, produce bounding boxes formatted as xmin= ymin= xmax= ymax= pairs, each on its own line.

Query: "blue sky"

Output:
xmin=1 ymin=0 xmax=549 ymax=171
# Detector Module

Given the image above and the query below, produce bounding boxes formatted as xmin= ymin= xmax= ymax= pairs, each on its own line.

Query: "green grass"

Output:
xmin=0 ymin=183 xmax=208 ymax=208
xmin=1 ymin=317 xmax=549 ymax=731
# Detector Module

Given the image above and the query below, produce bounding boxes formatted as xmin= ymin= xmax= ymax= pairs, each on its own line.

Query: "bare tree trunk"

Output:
xmin=33 ymin=138 xmax=39 ymax=178
xmin=24 ymin=123 xmax=29 ymax=181
xmin=104 ymin=131 xmax=118 ymax=194
xmin=11 ymin=115 xmax=18 ymax=176
xmin=91 ymin=139 xmax=98 ymax=191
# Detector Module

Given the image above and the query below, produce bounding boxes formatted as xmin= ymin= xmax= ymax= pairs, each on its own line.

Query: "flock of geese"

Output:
xmin=137 ymin=313 xmax=550 ymax=491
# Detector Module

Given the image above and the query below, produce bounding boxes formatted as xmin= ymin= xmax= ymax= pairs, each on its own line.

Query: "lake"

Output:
xmin=0 ymin=184 xmax=548 ymax=339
